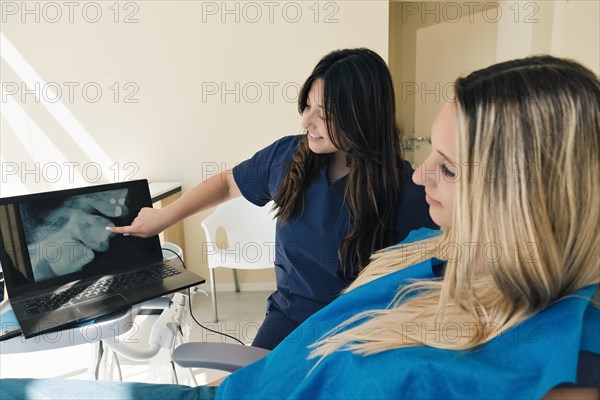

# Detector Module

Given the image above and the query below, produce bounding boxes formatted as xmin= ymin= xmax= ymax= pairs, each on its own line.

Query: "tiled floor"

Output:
xmin=0 ymin=288 xmax=271 ymax=386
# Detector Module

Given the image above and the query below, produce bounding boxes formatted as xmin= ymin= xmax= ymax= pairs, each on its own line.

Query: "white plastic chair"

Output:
xmin=201 ymin=197 xmax=276 ymax=322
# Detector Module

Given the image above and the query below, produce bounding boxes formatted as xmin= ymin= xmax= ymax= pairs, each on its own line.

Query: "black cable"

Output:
xmin=161 ymin=247 xmax=187 ymax=269
xmin=187 ymin=287 xmax=245 ymax=346
xmin=161 ymin=246 xmax=246 ymax=346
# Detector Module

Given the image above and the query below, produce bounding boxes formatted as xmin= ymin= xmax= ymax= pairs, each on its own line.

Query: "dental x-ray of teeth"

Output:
xmin=19 ymin=189 xmax=130 ymax=281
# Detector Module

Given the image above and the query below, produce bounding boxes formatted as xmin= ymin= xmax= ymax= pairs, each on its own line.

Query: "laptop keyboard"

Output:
xmin=23 ymin=263 xmax=182 ymax=316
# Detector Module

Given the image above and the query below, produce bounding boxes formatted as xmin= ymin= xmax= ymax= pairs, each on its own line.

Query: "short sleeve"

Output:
xmin=233 ymin=135 xmax=302 ymax=207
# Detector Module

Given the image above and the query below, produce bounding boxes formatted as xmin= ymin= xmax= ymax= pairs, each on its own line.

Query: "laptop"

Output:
xmin=0 ymin=179 xmax=205 ymax=339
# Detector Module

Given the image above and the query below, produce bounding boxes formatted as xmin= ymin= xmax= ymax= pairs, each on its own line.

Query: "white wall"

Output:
xmin=0 ymin=1 xmax=389 ymax=286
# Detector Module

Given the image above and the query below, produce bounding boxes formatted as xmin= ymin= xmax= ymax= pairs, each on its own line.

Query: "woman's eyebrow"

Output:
xmin=306 ymin=98 xmax=322 ymax=108
xmin=437 ymin=150 xmax=455 ymax=164
xmin=310 ymin=99 xmax=323 ymax=108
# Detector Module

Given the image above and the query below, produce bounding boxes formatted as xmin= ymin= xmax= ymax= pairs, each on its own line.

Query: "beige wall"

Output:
xmin=414 ymin=5 xmax=497 ymax=162
xmin=0 ymin=1 xmax=389 ymax=290
xmin=390 ymin=0 xmax=600 ymax=165
xmin=389 ymin=1 xmax=497 ymax=163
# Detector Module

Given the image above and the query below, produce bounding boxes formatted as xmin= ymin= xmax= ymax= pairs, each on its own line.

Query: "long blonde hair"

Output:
xmin=310 ymin=56 xmax=600 ymax=358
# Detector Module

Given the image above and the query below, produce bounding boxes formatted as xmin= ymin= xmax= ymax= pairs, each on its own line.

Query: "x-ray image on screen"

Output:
xmin=19 ymin=188 xmax=130 ymax=281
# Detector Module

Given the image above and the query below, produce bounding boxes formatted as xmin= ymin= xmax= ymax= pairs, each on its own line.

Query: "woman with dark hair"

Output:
xmin=108 ymin=48 xmax=436 ymax=350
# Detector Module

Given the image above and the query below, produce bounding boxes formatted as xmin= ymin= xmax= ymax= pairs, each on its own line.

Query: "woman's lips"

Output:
xmin=425 ymin=194 xmax=442 ymax=207
xmin=308 ymin=132 xmax=322 ymax=139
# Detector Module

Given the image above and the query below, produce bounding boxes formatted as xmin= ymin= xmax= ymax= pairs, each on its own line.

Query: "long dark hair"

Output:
xmin=273 ymin=48 xmax=406 ymax=280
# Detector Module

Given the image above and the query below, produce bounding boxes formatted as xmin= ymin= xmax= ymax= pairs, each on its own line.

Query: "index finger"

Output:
xmin=105 ymin=225 xmax=132 ymax=236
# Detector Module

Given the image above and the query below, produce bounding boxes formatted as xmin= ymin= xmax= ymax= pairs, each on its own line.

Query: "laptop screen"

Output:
xmin=0 ymin=180 xmax=162 ymax=297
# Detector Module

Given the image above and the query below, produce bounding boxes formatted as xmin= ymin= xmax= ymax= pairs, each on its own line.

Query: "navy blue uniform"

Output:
xmin=233 ymin=135 xmax=436 ymax=349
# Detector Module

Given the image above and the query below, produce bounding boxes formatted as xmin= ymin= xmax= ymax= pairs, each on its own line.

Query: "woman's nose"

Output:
xmin=301 ymin=109 xmax=314 ymax=130
xmin=412 ymin=164 xmax=424 ymax=186
xmin=412 ymin=160 xmax=435 ymax=187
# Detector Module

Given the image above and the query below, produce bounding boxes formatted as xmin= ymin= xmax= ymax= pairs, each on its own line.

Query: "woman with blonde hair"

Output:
xmin=2 ymin=55 xmax=598 ymax=399
xmin=217 ymin=54 xmax=600 ymax=398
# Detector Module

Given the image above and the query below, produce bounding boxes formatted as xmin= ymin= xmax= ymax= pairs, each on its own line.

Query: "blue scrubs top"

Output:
xmin=217 ymin=228 xmax=600 ymax=399
xmin=233 ymin=135 xmax=436 ymax=324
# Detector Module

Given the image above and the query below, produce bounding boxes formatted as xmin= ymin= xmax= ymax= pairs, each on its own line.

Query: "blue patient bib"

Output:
xmin=217 ymin=228 xmax=599 ymax=399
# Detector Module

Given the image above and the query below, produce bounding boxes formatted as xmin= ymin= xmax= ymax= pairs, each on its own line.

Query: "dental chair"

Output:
xmin=173 ymin=342 xmax=270 ymax=373
xmin=171 ymin=344 xmax=599 ymax=395
xmin=0 ymin=242 xmax=196 ymax=383
xmin=93 ymin=242 xmax=196 ymax=383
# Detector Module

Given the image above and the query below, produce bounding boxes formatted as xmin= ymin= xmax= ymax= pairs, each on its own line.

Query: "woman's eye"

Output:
xmin=440 ymin=164 xmax=456 ymax=178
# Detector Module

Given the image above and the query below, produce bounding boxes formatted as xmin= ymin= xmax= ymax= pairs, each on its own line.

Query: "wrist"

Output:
xmin=156 ymin=205 xmax=178 ymax=231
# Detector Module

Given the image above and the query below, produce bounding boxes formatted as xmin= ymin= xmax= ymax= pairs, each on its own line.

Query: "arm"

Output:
xmin=108 ymin=170 xmax=241 ymax=237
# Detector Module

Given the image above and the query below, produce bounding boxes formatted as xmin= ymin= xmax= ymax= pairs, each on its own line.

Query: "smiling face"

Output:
xmin=301 ymin=79 xmax=339 ymax=154
xmin=412 ymin=102 xmax=458 ymax=229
